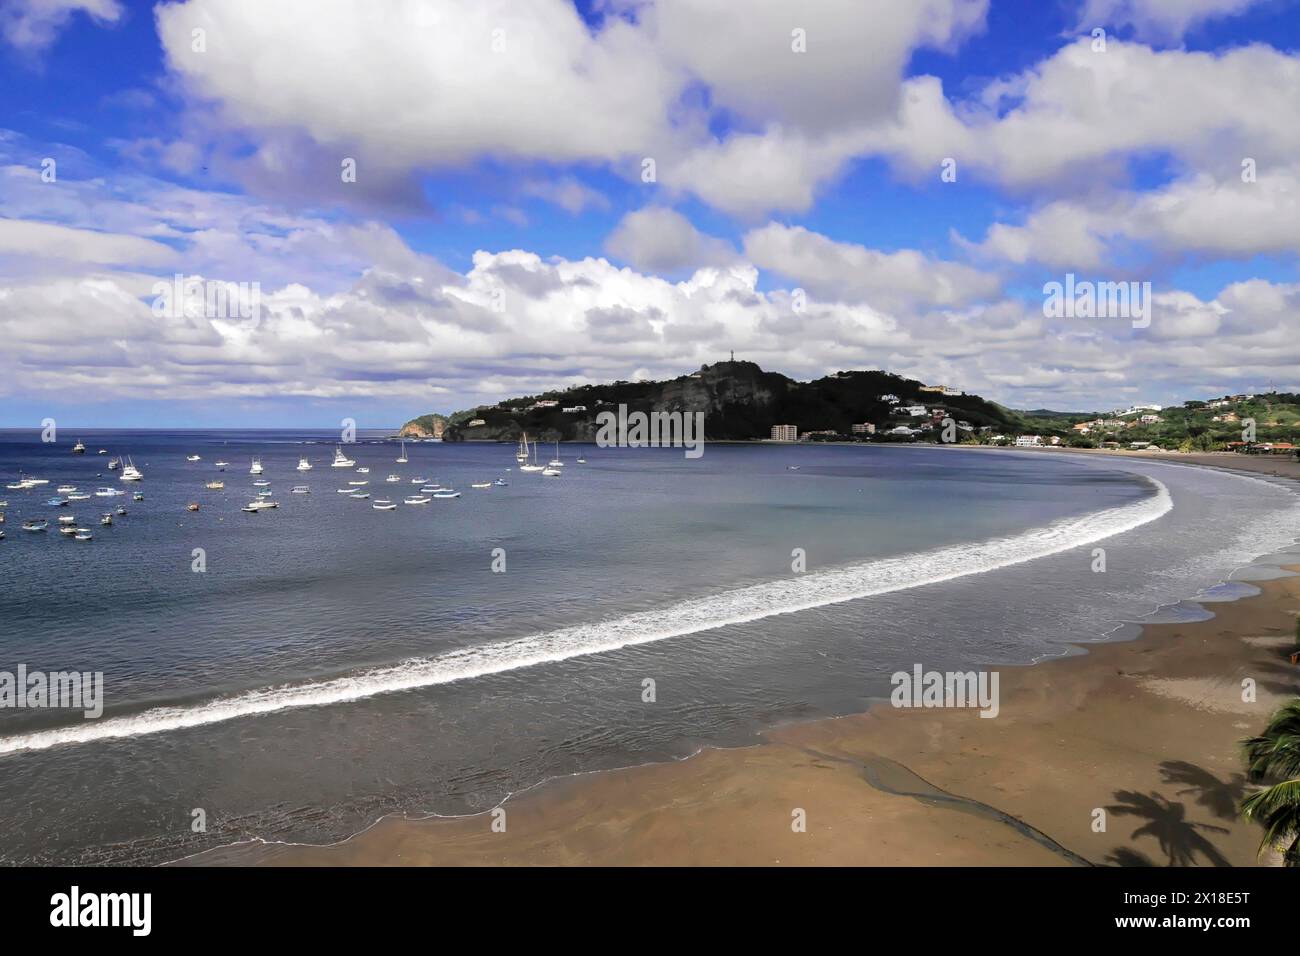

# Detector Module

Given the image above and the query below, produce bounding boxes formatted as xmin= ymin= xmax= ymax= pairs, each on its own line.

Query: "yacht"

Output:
xmin=186 ymin=454 xmax=201 ymax=462
xmin=22 ymin=518 xmax=48 ymax=532
xmin=95 ymin=487 xmax=124 ymax=497
xmin=291 ymin=485 xmax=311 ymax=494
xmin=542 ymin=465 xmax=561 ymax=477
xmin=356 ymin=467 xmax=370 ymax=474
xmin=395 ymin=441 xmax=408 ymax=464
xmin=72 ymin=440 xmax=86 ymax=454
xmin=576 ymin=455 xmax=586 ymax=463
xmin=297 ymin=456 xmax=312 ymax=472
xmin=494 ymin=478 xmax=509 ymax=487
xmin=58 ymin=515 xmax=76 ymax=526
xmin=241 ymin=500 xmax=278 ymax=512
xmin=385 ymin=474 xmax=401 ymax=483
xmin=107 ymin=457 xmax=121 ymax=471
xmin=331 ymin=446 xmax=355 ymax=468
xmin=403 ymin=495 xmax=430 ymax=505
xmin=57 ymin=485 xmax=77 ymax=494
xmin=205 ymin=480 xmax=225 ymax=490
xmin=548 ymin=441 xmax=563 ymax=468
xmin=119 ymin=457 xmax=143 ymax=481
xmin=249 ymin=458 xmax=264 ymax=475
xmin=516 ymin=434 xmax=529 ymax=463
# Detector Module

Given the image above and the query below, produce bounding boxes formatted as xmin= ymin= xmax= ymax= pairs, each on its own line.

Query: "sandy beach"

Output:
xmin=177 ymin=452 xmax=1299 ymax=867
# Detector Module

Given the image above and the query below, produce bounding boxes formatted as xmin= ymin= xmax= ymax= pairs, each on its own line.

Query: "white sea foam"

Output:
xmin=0 ymin=477 xmax=1173 ymax=756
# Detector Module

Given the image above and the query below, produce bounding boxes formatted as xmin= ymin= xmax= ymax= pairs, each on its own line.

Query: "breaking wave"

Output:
xmin=0 ymin=476 xmax=1172 ymax=756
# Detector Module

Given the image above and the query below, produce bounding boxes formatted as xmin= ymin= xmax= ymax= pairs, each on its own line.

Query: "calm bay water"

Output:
xmin=0 ymin=430 xmax=1296 ymax=864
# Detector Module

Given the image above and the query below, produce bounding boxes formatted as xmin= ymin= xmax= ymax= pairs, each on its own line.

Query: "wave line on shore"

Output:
xmin=0 ymin=478 xmax=1172 ymax=756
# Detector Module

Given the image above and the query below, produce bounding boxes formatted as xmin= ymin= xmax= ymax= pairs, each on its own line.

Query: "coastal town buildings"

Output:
xmin=770 ymin=424 xmax=798 ymax=441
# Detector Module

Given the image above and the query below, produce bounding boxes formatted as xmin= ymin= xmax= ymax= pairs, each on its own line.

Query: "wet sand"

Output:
xmin=183 ymin=455 xmax=1300 ymax=867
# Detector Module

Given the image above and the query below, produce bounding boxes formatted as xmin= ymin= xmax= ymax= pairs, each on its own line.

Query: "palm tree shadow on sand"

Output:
xmin=1157 ymin=761 xmax=1246 ymax=820
xmin=1106 ymin=790 xmax=1230 ymax=867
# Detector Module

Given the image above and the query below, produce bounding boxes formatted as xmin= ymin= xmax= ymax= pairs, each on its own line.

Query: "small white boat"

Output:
xmin=337 ymin=487 xmax=359 ymax=494
xmin=119 ymin=458 xmax=143 ymax=481
xmin=410 ymin=477 xmax=429 ymax=484
xmin=470 ymin=482 xmax=491 ymax=489
xmin=250 ymin=458 xmax=264 ymax=475
xmin=432 ymin=490 xmax=461 ymax=499
xmin=72 ymin=440 xmax=86 ymax=454
xmin=576 ymin=456 xmax=586 ymax=463
xmin=542 ymin=466 xmax=561 ymax=477
xmin=516 ymin=434 xmax=529 ymax=463
xmin=297 ymin=456 xmax=313 ymax=472
xmin=420 ymin=486 xmax=443 ymax=494
xmin=215 ymin=460 xmax=229 ymax=470
xmin=372 ymin=499 xmax=397 ymax=510
xmin=132 ymin=492 xmax=144 ymax=501
xmin=97 ymin=449 xmax=107 ymax=455
xmin=57 ymin=485 xmax=77 ymax=493
xmin=95 ymin=487 xmax=123 ymax=497
xmin=205 ymin=480 xmax=225 ymax=490
xmin=74 ymin=529 xmax=93 ymax=541
xmin=257 ymin=490 xmax=273 ymax=498
xmin=100 ymin=513 xmax=113 ymax=526
xmin=253 ymin=479 xmax=270 ymax=487
xmin=59 ymin=524 xmax=78 ymax=536
xmin=67 ymin=493 xmax=90 ymax=500
xmin=186 ymin=454 xmax=201 ymax=462
xmin=331 ymin=446 xmax=355 ymax=468
xmin=115 ymin=506 xmax=126 ymax=516
xmin=396 ymin=440 xmax=409 ymax=464
xmin=385 ymin=475 xmax=401 ymax=483
xmin=348 ymin=479 xmax=368 ymax=486
xmin=356 ymin=466 xmax=370 ymax=474
xmin=403 ymin=495 xmax=430 ymax=505
xmin=58 ymin=515 xmax=76 ymax=525
xmin=241 ymin=500 xmax=278 ymax=512
xmin=349 ymin=491 xmax=371 ymax=500
xmin=494 ymin=478 xmax=508 ymax=487
xmin=291 ymin=485 xmax=311 ymax=494
xmin=548 ymin=441 xmax=563 ymax=468
xmin=107 ymin=457 xmax=121 ymax=471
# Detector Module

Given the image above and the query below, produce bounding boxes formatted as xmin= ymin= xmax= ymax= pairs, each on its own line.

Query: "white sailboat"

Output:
xmin=548 ymin=441 xmax=563 ymax=468
xmin=396 ymin=440 xmax=408 ymax=464
xmin=515 ymin=434 xmax=529 ymax=463
xmin=332 ymin=446 xmax=355 ymax=467
xmin=518 ymin=434 xmax=543 ymax=472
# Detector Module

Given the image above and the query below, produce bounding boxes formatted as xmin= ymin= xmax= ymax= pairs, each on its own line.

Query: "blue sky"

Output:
xmin=1 ymin=0 xmax=1298 ymax=427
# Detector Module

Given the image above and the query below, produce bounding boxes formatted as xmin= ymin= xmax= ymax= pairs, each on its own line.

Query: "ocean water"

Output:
xmin=0 ymin=431 xmax=1296 ymax=865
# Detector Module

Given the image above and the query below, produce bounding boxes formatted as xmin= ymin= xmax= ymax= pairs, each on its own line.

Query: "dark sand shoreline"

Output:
xmin=180 ymin=453 xmax=1300 ymax=867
